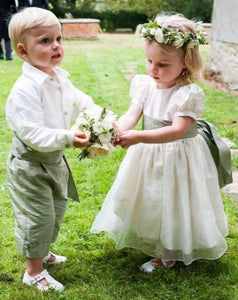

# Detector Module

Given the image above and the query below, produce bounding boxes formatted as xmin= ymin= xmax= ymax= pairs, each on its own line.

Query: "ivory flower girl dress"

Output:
xmin=91 ymin=74 xmax=228 ymax=265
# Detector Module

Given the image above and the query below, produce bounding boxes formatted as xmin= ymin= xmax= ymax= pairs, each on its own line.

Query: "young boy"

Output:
xmin=6 ymin=7 xmax=94 ymax=292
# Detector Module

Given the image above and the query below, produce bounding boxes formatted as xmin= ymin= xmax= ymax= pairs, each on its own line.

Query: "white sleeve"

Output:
xmin=71 ymin=85 xmax=94 ymax=121
xmin=6 ymin=79 xmax=75 ymax=152
xmin=171 ymin=84 xmax=205 ymax=119
xmin=129 ymin=75 xmax=151 ymax=108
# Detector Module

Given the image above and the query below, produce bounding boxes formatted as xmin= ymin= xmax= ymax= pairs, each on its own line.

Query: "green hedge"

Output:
xmin=52 ymin=8 xmax=148 ymax=32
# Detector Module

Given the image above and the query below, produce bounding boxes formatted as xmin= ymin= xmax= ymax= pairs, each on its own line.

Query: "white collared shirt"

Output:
xmin=6 ymin=62 xmax=94 ymax=152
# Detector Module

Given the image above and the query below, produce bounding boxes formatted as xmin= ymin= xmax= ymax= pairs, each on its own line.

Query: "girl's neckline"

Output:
xmin=148 ymin=77 xmax=177 ymax=91
xmin=155 ymin=84 xmax=177 ymax=91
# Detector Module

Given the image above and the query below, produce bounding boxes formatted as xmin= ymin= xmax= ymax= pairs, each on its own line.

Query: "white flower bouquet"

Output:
xmin=71 ymin=104 xmax=117 ymax=160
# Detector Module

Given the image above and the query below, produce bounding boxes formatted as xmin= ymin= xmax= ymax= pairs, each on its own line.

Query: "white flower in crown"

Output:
xmin=173 ymin=34 xmax=185 ymax=48
xmin=187 ymin=40 xmax=199 ymax=48
xmin=154 ymin=27 xmax=164 ymax=43
xmin=197 ymin=30 xmax=207 ymax=41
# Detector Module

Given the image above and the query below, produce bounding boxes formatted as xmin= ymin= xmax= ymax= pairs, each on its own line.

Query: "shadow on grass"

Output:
xmin=54 ymin=239 xmax=236 ymax=299
xmin=0 ymin=272 xmax=14 ymax=284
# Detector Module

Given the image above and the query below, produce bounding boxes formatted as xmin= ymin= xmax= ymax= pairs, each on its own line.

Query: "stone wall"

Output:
xmin=209 ymin=41 xmax=238 ymax=90
xmin=208 ymin=0 xmax=238 ymax=91
xmin=59 ymin=19 xmax=101 ymax=40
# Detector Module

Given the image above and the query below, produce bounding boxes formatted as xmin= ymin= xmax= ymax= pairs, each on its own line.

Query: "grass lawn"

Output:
xmin=0 ymin=33 xmax=238 ymax=300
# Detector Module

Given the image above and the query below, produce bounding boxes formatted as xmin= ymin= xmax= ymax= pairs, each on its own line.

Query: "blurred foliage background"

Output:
xmin=50 ymin=0 xmax=213 ymax=31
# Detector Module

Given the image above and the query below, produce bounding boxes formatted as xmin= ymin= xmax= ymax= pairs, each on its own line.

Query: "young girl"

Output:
xmin=90 ymin=14 xmax=230 ymax=271
xmin=6 ymin=8 xmax=94 ymax=291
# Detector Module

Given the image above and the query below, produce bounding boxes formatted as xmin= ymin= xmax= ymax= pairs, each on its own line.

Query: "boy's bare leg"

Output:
xmin=26 ymin=258 xmax=47 ymax=285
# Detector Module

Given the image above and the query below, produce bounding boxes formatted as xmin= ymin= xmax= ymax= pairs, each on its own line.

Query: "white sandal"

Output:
xmin=140 ymin=258 xmax=175 ymax=273
xmin=43 ymin=252 xmax=67 ymax=265
xmin=23 ymin=269 xmax=64 ymax=292
xmin=140 ymin=260 xmax=158 ymax=273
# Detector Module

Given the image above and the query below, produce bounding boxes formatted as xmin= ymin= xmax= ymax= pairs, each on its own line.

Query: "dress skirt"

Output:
xmin=90 ymin=134 xmax=228 ymax=265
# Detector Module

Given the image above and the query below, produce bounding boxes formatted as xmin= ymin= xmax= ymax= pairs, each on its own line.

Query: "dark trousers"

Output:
xmin=0 ymin=9 xmax=13 ymax=60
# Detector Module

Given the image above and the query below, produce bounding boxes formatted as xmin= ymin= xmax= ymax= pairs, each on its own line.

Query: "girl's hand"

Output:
xmin=73 ymin=132 xmax=90 ymax=148
xmin=118 ymin=130 xmax=141 ymax=148
xmin=112 ymin=122 xmax=123 ymax=147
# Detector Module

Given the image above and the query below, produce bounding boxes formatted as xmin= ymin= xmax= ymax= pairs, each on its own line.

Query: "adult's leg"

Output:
xmin=0 ymin=41 xmax=3 ymax=59
xmin=5 ymin=39 xmax=12 ymax=60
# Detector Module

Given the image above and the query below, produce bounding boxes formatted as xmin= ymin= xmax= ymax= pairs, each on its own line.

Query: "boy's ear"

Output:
xmin=17 ymin=43 xmax=28 ymax=59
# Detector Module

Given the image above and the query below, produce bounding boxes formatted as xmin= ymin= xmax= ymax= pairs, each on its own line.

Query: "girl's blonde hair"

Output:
xmin=154 ymin=13 xmax=203 ymax=85
xmin=9 ymin=7 xmax=61 ymax=52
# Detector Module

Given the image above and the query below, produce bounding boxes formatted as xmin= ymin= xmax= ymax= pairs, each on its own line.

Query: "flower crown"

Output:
xmin=140 ymin=20 xmax=207 ymax=50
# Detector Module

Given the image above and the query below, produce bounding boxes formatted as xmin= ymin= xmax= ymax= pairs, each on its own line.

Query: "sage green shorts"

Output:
xmin=7 ymin=154 xmax=68 ymax=258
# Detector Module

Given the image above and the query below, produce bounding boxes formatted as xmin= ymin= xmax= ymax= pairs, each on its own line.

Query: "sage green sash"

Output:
xmin=142 ymin=115 xmax=197 ymax=139
xmin=197 ymin=119 xmax=232 ymax=188
xmin=142 ymin=115 xmax=232 ymax=188
xmin=10 ymin=135 xmax=79 ymax=201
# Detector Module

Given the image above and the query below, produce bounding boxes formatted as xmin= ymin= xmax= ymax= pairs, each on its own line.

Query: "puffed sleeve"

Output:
xmin=129 ymin=75 xmax=151 ymax=108
xmin=170 ymin=84 xmax=205 ymax=119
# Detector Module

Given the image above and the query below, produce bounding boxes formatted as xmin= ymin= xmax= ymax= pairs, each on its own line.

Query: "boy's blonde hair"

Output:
xmin=9 ymin=7 xmax=61 ymax=52
xmin=143 ymin=13 xmax=204 ymax=85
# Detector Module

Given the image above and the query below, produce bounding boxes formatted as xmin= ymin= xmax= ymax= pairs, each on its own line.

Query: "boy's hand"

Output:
xmin=73 ymin=132 xmax=90 ymax=148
